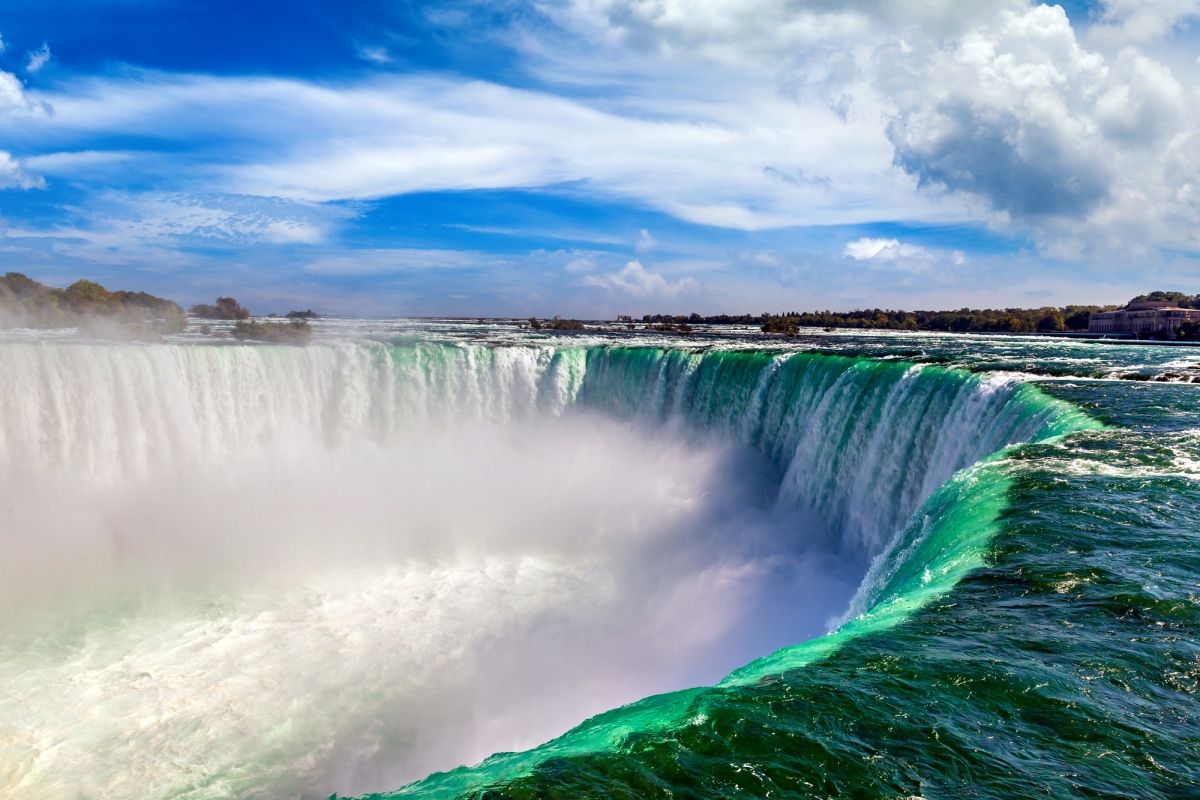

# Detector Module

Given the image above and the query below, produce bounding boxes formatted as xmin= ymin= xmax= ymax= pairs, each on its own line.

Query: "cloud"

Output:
xmin=299 ymin=248 xmax=491 ymax=276
xmin=1092 ymin=0 xmax=1200 ymax=43
xmin=357 ymin=45 xmax=391 ymax=64
xmin=582 ymin=259 xmax=698 ymax=297
xmin=98 ymin=193 xmax=343 ymax=245
xmin=550 ymin=0 xmax=1025 ymax=65
xmin=3 ymin=69 xmax=964 ymax=231
xmin=6 ymin=192 xmax=347 ymax=259
xmin=563 ymin=254 xmax=599 ymax=273
xmin=886 ymin=6 xmax=1114 ymax=217
xmin=844 ymin=236 xmax=926 ymax=261
xmin=883 ymin=4 xmax=1200 ymax=254
xmin=1 ymin=0 xmax=1197 ymax=297
xmin=1 ymin=69 xmax=50 ymax=116
xmin=0 ymin=150 xmax=45 ymax=189
xmin=843 ymin=236 xmax=966 ymax=269
xmin=634 ymin=227 xmax=656 ymax=252
xmin=25 ymin=42 xmax=51 ymax=74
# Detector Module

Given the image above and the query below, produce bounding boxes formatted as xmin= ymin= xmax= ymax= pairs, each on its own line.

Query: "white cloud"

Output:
xmin=3 ymin=68 xmax=965 ymax=231
xmin=0 ymin=150 xmax=45 ymax=189
xmin=1 ymin=1 xmax=1197 ymax=268
xmin=563 ymin=254 xmax=599 ymax=273
xmin=1092 ymin=0 xmax=1200 ymax=44
xmin=549 ymin=0 xmax=1024 ymax=65
xmin=582 ymin=259 xmax=698 ymax=297
xmin=884 ymin=4 xmax=1200 ymax=254
xmin=25 ymin=42 xmax=51 ymax=74
xmin=0 ymin=32 xmax=6 ymax=54
xmin=357 ymin=45 xmax=391 ymax=64
xmin=7 ymin=192 xmax=345 ymax=253
xmin=1 ymin=69 xmax=49 ymax=116
xmin=300 ymin=248 xmax=490 ymax=276
xmin=843 ymin=236 xmax=966 ymax=269
xmin=845 ymin=237 xmax=925 ymax=261
xmin=634 ymin=227 xmax=657 ymax=252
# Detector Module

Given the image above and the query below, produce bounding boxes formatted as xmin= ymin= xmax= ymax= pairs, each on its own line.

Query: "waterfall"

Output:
xmin=0 ymin=340 xmax=1098 ymax=800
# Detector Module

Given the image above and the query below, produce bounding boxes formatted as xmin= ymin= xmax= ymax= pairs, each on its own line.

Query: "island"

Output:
xmin=231 ymin=320 xmax=313 ymax=345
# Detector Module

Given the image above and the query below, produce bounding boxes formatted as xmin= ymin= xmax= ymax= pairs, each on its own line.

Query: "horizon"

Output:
xmin=2 ymin=2 xmax=1199 ymax=316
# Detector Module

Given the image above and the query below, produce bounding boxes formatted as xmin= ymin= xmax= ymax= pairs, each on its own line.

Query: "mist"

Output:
xmin=0 ymin=410 xmax=860 ymax=799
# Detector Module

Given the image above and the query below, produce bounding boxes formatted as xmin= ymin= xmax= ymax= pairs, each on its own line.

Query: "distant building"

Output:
xmin=1088 ymin=301 xmax=1200 ymax=338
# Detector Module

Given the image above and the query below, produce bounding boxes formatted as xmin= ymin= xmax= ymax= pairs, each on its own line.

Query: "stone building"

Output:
xmin=1088 ymin=301 xmax=1200 ymax=338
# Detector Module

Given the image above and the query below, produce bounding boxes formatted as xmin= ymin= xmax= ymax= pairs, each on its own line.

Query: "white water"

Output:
xmin=0 ymin=339 xmax=1080 ymax=799
xmin=0 ymin=342 xmax=859 ymax=799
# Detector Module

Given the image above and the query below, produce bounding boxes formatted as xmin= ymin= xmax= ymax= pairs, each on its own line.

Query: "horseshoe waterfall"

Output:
xmin=1 ymin=326 xmax=1197 ymax=800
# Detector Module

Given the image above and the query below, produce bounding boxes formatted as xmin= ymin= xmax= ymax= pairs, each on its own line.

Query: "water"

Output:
xmin=0 ymin=321 xmax=1196 ymax=799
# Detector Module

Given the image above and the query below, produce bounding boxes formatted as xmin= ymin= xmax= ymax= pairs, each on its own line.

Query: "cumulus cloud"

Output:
xmin=25 ymin=42 xmax=51 ymax=74
xmin=843 ymin=236 xmax=965 ymax=268
xmin=1092 ymin=0 xmax=1200 ymax=43
xmin=886 ymin=6 xmax=1114 ymax=217
xmin=552 ymin=0 xmax=1025 ymax=64
xmin=884 ymin=4 xmax=1199 ymax=253
xmin=844 ymin=236 xmax=927 ymax=261
xmin=582 ymin=260 xmax=698 ymax=297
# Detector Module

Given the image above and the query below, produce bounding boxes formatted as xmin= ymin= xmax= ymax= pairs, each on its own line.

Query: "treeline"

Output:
xmin=640 ymin=306 xmax=1112 ymax=334
xmin=759 ymin=305 xmax=1112 ymax=335
xmin=190 ymin=297 xmax=250 ymax=320
xmin=641 ymin=313 xmax=759 ymax=325
xmin=0 ymin=272 xmax=186 ymax=333
xmin=1129 ymin=291 xmax=1200 ymax=308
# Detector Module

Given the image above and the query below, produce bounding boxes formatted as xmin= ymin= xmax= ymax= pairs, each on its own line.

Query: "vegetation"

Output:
xmin=231 ymin=319 xmax=312 ymax=345
xmin=529 ymin=316 xmax=586 ymax=331
xmin=285 ymin=309 xmax=320 ymax=319
xmin=190 ymin=297 xmax=250 ymax=320
xmin=647 ymin=321 xmax=693 ymax=334
xmin=1128 ymin=291 xmax=1200 ymax=308
xmin=756 ymin=305 xmax=1117 ymax=335
xmin=0 ymin=272 xmax=186 ymax=334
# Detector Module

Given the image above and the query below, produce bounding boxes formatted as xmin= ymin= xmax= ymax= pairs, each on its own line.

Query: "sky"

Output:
xmin=0 ymin=0 xmax=1198 ymax=317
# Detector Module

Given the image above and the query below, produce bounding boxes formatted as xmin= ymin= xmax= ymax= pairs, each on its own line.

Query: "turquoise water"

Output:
xmin=360 ymin=335 xmax=1196 ymax=800
xmin=0 ymin=325 xmax=1196 ymax=799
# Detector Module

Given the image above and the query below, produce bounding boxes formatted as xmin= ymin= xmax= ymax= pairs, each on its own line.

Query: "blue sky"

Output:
xmin=1 ymin=0 xmax=1198 ymax=316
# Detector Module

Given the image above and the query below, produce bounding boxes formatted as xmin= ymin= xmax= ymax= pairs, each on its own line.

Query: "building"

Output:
xmin=1088 ymin=301 xmax=1200 ymax=338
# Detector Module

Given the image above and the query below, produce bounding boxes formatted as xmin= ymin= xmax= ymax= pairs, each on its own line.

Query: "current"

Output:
xmin=0 ymin=320 xmax=1196 ymax=800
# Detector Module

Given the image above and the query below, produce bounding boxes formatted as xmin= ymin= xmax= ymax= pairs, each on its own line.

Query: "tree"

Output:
xmin=1037 ymin=311 xmax=1066 ymax=332
xmin=190 ymin=297 xmax=250 ymax=320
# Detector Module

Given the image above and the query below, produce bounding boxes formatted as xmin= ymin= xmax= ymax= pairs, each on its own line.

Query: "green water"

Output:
xmin=2 ymin=329 xmax=1196 ymax=799
xmin=354 ymin=343 xmax=1199 ymax=800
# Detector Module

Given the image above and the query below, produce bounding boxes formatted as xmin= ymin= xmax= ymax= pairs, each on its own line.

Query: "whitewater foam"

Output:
xmin=0 ymin=340 xmax=1094 ymax=799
